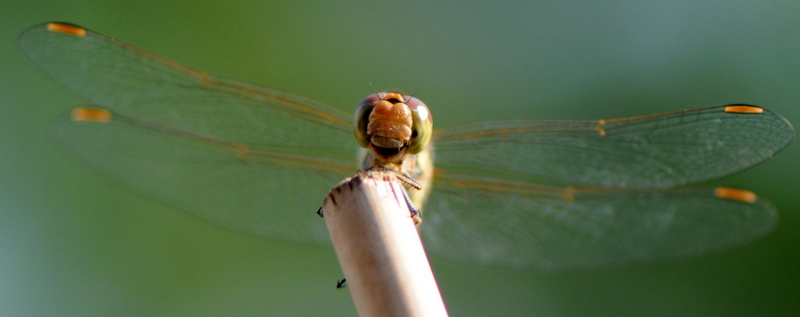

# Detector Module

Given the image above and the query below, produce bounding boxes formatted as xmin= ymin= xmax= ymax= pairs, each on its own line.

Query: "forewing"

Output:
xmin=433 ymin=106 xmax=794 ymax=188
xmin=18 ymin=23 xmax=353 ymax=155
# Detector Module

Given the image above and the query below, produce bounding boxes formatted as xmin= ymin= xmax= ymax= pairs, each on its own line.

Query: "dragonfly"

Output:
xmin=18 ymin=22 xmax=794 ymax=270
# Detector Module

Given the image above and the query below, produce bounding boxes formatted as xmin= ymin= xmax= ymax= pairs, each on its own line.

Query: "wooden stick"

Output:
xmin=321 ymin=170 xmax=448 ymax=317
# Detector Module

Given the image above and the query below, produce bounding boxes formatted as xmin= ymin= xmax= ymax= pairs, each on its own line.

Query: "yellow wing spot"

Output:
xmin=47 ymin=23 xmax=87 ymax=37
xmin=72 ymin=108 xmax=111 ymax=123
xmin=714 ymin=187 xmax=757 ymax=204
xmin=724 ymin=105 xmax=764 ymax=114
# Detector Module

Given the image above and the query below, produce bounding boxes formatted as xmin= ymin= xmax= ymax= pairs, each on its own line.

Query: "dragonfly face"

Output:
xmin=354 ymin=92 xmax=433 ymax=165
xmin=18 ymin=22 xmax=795 ymax=270
xmin=354 ymin=92 xmax=435 ymax=214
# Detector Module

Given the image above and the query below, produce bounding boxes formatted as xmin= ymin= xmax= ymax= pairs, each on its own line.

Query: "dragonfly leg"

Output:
xmin=336 ymin=278 xmax=347 ymax=289
xmin=316 ymin=207 xmax=324 ymax=218
xmin=398 ymin=185 xmax=423 ymax=225
xmin=397 ymin=172 xmax=422 ymax=190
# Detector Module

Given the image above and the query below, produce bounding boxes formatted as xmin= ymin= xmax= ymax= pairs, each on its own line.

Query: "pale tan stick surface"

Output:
xmin=321 ymin=170 xmax=448 ymax=317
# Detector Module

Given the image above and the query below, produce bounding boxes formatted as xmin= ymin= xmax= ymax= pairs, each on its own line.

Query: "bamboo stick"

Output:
xmin=321 ymin=170 xmax=448 ymax=317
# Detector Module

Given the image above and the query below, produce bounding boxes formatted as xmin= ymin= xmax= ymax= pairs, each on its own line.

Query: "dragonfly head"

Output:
xmin=354 ymin=92 xmax=433 ymax=165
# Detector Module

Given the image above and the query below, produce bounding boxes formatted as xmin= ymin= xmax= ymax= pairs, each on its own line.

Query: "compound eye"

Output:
xmin=353 ymin=93 xmax=384 ymax=148
xmin=405 ymin=96 xmax=433 ymax=154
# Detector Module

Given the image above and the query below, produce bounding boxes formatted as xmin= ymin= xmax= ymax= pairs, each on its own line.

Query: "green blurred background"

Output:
xmin=2 ymin=1 xmax=799 ymax=316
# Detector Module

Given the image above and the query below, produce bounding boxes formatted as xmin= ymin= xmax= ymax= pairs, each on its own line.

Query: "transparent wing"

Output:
xmin=421 ymin=183 xmax=777 ymax=269
xmin=18 ymin=23 xmax=353 ymax=156
xmin=19 ymin=22 xmax=793 ymax=268
xmin=426 ymin=106 xmax=792 ymax=268
xmin=20 ymin=23 xmax=357 ymax=244
xmin=432 ymin=106 xmax=794 ymax=188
